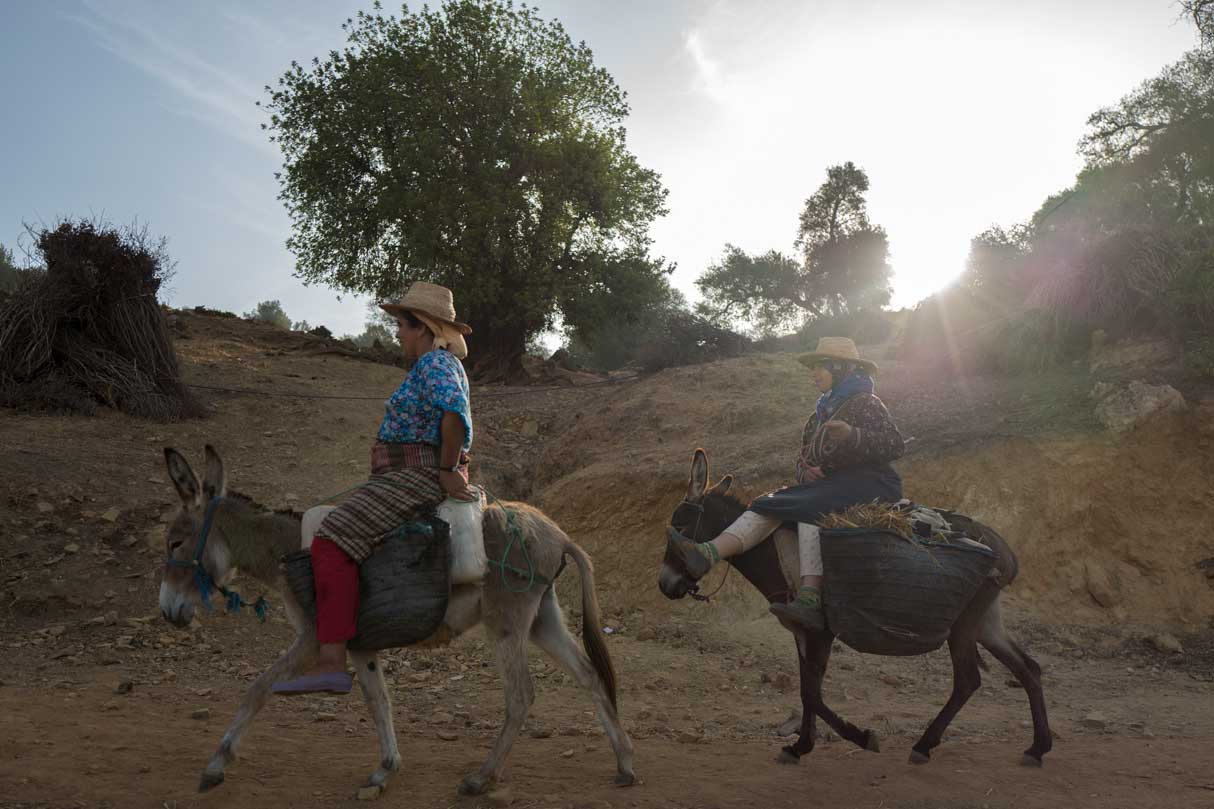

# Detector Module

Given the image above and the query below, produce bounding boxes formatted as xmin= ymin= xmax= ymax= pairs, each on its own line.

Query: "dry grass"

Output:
xmin=818 ymin=501 xmax=916 ymax=539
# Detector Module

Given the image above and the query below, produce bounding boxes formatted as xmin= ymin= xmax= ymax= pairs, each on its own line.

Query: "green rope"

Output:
xmin=310 ymin=476 xmax=540 ymax=593
xmin=482 ymin=489 xmax=537 ymax=593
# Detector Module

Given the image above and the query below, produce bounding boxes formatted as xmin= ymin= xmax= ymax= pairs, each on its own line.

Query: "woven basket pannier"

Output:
xmin=282 ymin=516 xmax=451 ymax=650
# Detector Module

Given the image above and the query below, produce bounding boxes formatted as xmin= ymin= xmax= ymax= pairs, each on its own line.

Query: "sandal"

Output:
xmin=271 ymin=671 xmax=354 ymax=696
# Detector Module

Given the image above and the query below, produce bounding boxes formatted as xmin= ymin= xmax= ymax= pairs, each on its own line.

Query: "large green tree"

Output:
xmin=1070 ymin=46 xmax=1214 ymax=228
xmin=697 ymin=162 xmax=891 ymax=332
xmin=795 ymin=162 xmax=892 ymax=315
xmin=265 ymin=0 xmax=668 ymax=377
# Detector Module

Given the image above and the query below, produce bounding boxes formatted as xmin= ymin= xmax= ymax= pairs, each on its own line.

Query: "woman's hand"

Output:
xmin=801 ymin=465 xmax=826 ymax=482
xmin=823 ymin=420 xmax=853 ymax=443
xmin=439 ymin=469 xmax=476 ymax=501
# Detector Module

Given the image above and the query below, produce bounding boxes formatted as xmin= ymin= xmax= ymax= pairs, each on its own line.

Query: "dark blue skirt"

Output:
xmin=747 ymin=464 xmax=903 ymax=524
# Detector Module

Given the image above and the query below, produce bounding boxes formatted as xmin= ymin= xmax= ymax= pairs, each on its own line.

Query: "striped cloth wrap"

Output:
xmin=318 ymin=442 xmax=469 ymax=563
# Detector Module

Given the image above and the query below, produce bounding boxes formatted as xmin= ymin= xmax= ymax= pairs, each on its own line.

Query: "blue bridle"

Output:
xmin=166 ymin=495 xmax=269 ymax=621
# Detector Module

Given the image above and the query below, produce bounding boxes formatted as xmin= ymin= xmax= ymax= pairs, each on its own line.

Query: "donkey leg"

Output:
xmin=530 ymin=589 xmax=636 ymax=785
xmin=199 ymin=631 xmax=318 ymax=791
xmin=348 ymin=650 xmax=401 ymax=796
xmin=978 ymin=600 xmax=1052 ymax=766
xmin=459 ymin=621 xmax=536 ymax=796
xmin=908 ymin=586 xmax=997 ymax=767
xmin=783 ymin=631 xmax=874 ymax=764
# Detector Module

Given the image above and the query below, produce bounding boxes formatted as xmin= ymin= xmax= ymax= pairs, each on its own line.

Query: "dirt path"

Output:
xmin=2 ymin=614 xmax=1212 ymax=809
xmin=3 ymin=680 xmax=1212 ymax=809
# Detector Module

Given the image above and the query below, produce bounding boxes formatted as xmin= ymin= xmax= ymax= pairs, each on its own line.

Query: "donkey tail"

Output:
xmin=563 ymin=541 xmax=618 ymax=711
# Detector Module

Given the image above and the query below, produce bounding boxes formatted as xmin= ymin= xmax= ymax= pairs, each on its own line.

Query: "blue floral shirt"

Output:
xmin=378 ymin=349 xmax=473 ymax=451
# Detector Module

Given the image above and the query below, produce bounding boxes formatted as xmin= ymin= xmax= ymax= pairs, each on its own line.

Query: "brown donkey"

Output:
xmin=157 ymin=445 xmax=635 ymax=798
xmin=659 ymin=449 xmax=1052 ymax=767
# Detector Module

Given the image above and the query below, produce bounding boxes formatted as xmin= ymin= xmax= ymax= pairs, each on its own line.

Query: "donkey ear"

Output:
xmin=203 ymin=444 xmax=226 ymax=502
xmin=707 ymin=473 xmax=733 ymax=497
xmin=164 ymin=448 xmax=202 ymax=508
xmin=688 ymin=448 xmax=709 ymax=500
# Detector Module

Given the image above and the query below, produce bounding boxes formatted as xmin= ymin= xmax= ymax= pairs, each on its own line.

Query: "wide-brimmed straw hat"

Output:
xmin=379 ymin=281 xmax=472 ymax=359
xmin=797 ymin=336 xmax=877 ymax=373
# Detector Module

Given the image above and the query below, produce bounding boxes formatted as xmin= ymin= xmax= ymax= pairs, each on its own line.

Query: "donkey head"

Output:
xmin=159 ymin=445 xmax=231 ymax=627
xmin=658 ymin=448 xmax=733 ymax=600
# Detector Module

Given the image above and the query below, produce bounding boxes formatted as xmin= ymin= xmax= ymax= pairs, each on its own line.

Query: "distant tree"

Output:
xmin=346 ymin=322 xmax=397 ymax=349
xmin=244 ymin=299 xmax=291 ymax=329
xmin=795 ymin=162 xmax=893 ymax=315
xmin=961 ymin=224 xmax=1032 ymax=302
xmin=264 ymin=0 xmax=669 ymax=378
xmin=695 ymin=246 xmax=807 ymax=335
xmin=292 ymin=319 xmax=312 ymax=332
xmin=344 ymin=303 xmax=399 ymax=349
xmin=697 ymin=162 xmax=892 ymax=332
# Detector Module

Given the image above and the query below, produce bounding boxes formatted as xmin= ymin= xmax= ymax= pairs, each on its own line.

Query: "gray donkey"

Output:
xmin=157 ymin=445 xmax=635 ymax=798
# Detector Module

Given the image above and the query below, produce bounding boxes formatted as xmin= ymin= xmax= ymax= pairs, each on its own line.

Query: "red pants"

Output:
xmin=311 ymin=536 xmax=359 ymax=644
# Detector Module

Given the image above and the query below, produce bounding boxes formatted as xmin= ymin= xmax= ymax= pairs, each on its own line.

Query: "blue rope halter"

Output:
xmin=166 ymin=495 xmax=269 ymax=621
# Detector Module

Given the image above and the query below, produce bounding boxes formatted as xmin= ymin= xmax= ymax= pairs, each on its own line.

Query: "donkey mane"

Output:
xmin=225 ymin=489 xmax=303 ymax=522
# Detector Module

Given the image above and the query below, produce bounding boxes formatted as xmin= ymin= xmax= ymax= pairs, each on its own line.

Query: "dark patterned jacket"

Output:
xmin=795 ymin=393 xmax=905 ymax=483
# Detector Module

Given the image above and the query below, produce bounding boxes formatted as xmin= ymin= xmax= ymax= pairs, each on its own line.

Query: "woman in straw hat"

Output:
xmin=670 ymin=337 xmax=905 ymax=632
xmin=273 ymin=282 xmax=476 ymax=695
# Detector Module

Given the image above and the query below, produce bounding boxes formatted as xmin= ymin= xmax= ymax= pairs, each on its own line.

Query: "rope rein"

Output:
xmin=676 ymin=498 xmax=732 ymax=603
xmin=166 ymin=496 xmax=269 ymax=622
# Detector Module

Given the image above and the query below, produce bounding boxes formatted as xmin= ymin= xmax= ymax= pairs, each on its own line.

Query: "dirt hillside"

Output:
xmin=2 ymin=309 xmax=1213 ymax=809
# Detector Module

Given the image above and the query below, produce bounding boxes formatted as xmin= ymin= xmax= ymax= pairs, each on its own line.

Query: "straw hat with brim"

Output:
xmin=379 ymin=282 xmax=472 ymax=359
xmin=797 ymin=336 xmax=877 ymax=373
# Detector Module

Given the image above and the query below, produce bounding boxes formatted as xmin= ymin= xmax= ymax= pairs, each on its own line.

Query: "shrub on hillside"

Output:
xmin=1027 ymin=226 xmax=1185 ymax=337
xmin=0 ymin=243 xmax=25 ymax=294
xmin=192 ymin=305 xmax=238 ymax=318
xmin=0 ymin=220 xmax=201 ymax=419
xmin=244 ymin=299 xmax=291 ymax=329
xmin=637 ymin=310 xmax=750 ymax=372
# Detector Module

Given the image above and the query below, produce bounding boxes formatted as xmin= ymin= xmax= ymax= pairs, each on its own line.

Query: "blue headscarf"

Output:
xmin=815 ymin=363 xmax=875 ymax=423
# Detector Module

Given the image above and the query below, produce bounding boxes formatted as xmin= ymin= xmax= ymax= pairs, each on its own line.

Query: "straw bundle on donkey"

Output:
xmin=0 ymin=220 xmax=201 ymax=420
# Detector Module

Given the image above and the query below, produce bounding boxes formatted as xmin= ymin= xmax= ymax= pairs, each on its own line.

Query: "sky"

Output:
xmin=0 ymin=0 xmax=1203 ymax=338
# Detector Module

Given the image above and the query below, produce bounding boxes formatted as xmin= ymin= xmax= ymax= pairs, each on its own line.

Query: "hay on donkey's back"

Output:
xmin=819 ymin=502 xmax=915 ymax=539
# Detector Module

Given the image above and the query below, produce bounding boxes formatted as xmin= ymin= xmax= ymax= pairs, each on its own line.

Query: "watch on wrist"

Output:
xmin=442 ymin=463 xmax=461 ymax=473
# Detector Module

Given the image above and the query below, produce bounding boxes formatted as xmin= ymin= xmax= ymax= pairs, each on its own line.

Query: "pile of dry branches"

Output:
xmin=0 ymin=220 xmax=202 ymax=420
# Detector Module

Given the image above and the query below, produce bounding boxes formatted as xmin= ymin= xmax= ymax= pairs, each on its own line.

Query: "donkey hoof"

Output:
xmin=458 ymin=774 xmax=491 ymax=796
xmin=908 ymin=750 xmax=931 ymax=766
xmin=864 ymin=730 xmax=881 ymax=753
xmin=776 ymin=747 xmax=800 ymax=765
xmin=613 ymin=771 xmax=637 ymax=787
xmin=198 ymin=771 xmax=225 ymax=792
xmin=356 ymin=784 xmax=384 ymax=800
xmin=1020 ymin=753 xmax=1044 ymax=768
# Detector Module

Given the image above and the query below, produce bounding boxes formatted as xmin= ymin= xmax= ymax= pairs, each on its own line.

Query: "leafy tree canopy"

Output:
xmin=264 ymin=0 xmax=669 ymax=377
xmin=1074 ymin=47 xmax=1214 ymax=227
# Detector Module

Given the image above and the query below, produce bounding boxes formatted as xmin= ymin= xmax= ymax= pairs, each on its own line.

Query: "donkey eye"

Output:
xmin=169 ymin=539 xmax=184 ymax=551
